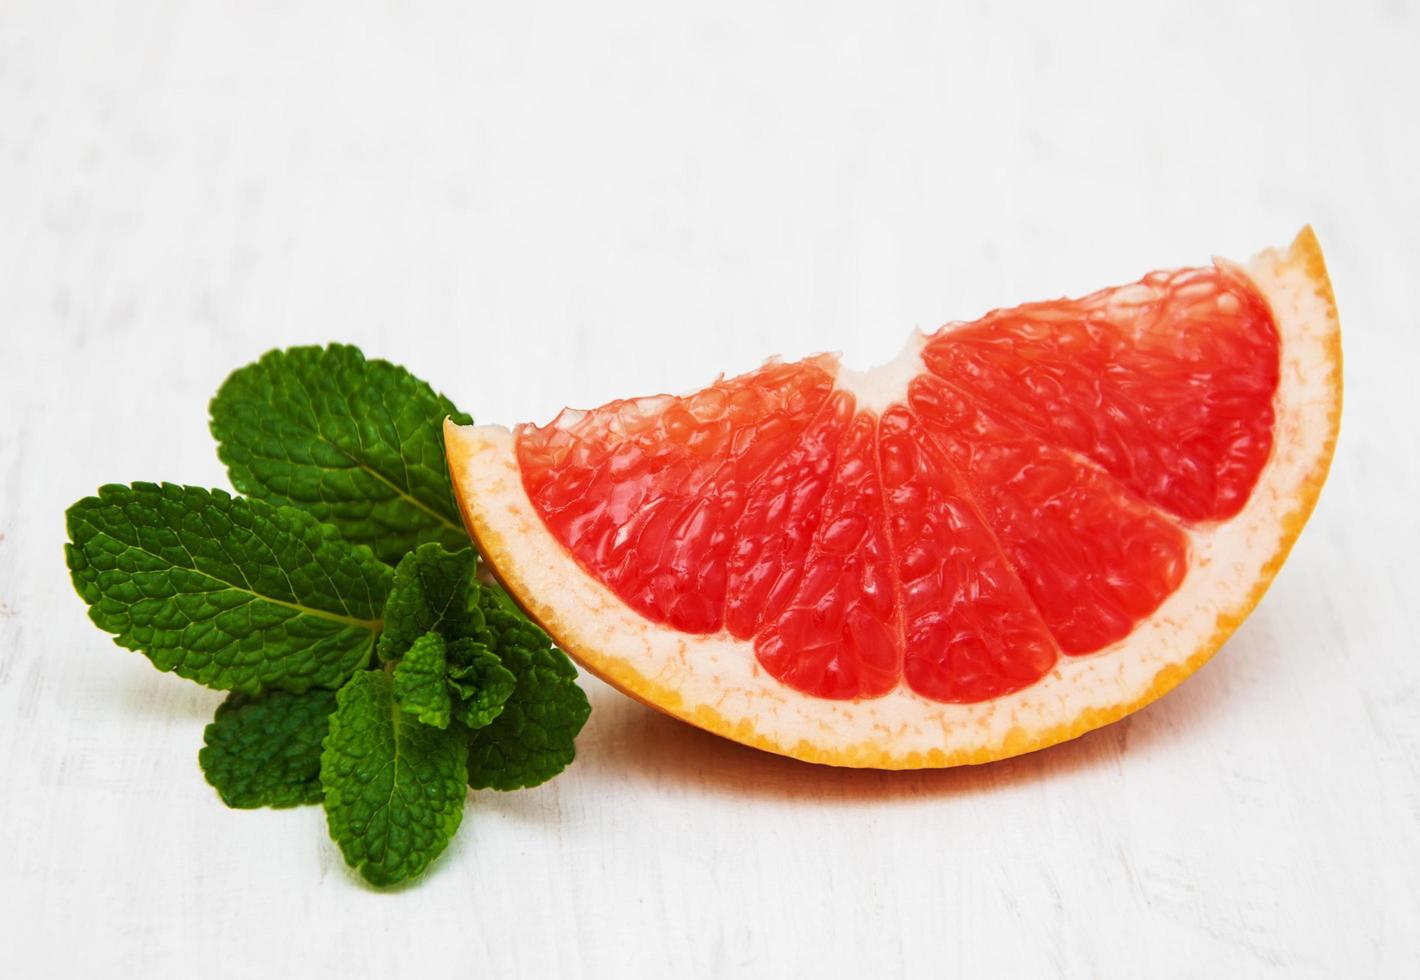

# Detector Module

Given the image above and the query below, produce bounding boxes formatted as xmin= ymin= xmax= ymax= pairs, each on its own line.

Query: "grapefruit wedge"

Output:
xmin=446 ymin=228 xmax=1341 ymax=768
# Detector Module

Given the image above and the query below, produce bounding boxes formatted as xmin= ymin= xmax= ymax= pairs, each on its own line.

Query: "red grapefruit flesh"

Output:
xmin=447 ymin=228 xmax=1341 ymax=768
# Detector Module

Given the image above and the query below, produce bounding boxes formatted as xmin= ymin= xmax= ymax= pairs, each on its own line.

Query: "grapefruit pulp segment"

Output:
xmin=906 ymin=374 xmax=1190 ymax=655
xmin=723 ymin=391 xmax=851 ymax=640
xmin=447 ymin=228 xmax=1341 ymax=768
xmin=513 ymin=265 xmax=1277 ymax=699
xmin=517 ymin=357 xmax=837 ymax=634
xmin=920 ymin=263 xmax=1280 ymax=523
xmin=753 ymin=409 xmax=902 ymax=699
xmin=877 ymin=405 xmax=1059 ymax=703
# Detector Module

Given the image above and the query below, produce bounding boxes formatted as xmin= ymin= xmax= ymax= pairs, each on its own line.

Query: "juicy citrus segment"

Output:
xmin=724 ymin=392 xmax=852 ymax=640
xmin=449 ymin=228 xmax=1341 ymax=769
xmin=907 ymin=375 xmax=1190 ymax=655
xmin=754 ymin=409 xmax=902 ymax=699
xmin=922 ymin=264 xmax=1280 ymax=522
xmin=878 ymin=406 xmax=1059 ymax=702
xmin=515 ymin=265 xmax=1276 ymax=701
xmin=516 ymin=357 xmax=836 ymax=634
xmin=523 ymin=363 xmax=909 ymax=701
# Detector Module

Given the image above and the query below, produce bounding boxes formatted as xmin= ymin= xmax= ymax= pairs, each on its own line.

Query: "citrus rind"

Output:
xmin=446 ymin=228 xmax=1341 ymax=768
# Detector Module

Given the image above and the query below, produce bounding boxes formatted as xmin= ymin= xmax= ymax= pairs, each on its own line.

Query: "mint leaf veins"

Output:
xmin=210 ymin=344 xmax=474 ymax=566
xmin=467 ymin=587 xmax=591 ymax=791
xmin=65 ymin=483 xmax=391 ymax=694
xmin=321 ymin=670 xmax=470 ymax=887
xmin=199 ymin=688 xmax=338 ymax=808
xmin=66 ymin=345 xmax=592 ymax=889
xmin=393 ymin=632 xmax=454 ymax=729
xmin=376 ymin=543 xmax=482 ymax=662
xmin=446 ymin=638 xmax=517 ymax=731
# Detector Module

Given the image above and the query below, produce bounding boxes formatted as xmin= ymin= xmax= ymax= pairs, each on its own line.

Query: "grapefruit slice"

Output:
xmin=446 ymin=228 xmax=1341 ymax=768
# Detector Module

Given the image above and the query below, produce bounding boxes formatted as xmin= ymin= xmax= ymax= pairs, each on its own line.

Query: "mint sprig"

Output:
xmin=446 ymin=639 xmax=518 ymax=731
xmin=64 ymin=344 xmax=591 ymax=888
xmin=377 ymin=542 xmax=482 ymax=662
xmin=393 ymin=632 xmax=455 ymax=729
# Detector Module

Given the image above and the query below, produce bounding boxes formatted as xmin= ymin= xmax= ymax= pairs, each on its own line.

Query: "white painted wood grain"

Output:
xmin=2 ymin=1 xmax=1418 ymax=976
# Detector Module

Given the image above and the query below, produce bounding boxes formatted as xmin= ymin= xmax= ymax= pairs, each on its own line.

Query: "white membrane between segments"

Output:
xmin=832 ymin=330 xmax=929 ymax=415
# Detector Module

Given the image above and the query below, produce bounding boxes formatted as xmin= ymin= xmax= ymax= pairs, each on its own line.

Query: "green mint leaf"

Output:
xmin=210 ymin=344 xmax=474 ymax=566
xmin=199 ymin=688 xmax=337 ymax=808
xmin=481 ymin=581 xmax=526 ymax=617
xmin=376 ymin=543 xmax=481 ymax=662
xmin=466 ymin=588 xmax=591 ymax=790
xmin=446 ymin=638 xmax=517 ymax=731
xmin=321 ymin=670 xmax=469 ymax=887
xmin=393 ymin=632 xmax=453 ymax=729
xmin=65 ymin=483 xmax=391 ymax=694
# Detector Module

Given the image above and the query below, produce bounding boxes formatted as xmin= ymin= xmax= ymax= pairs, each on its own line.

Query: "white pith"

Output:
xmin=833 ymin=330 xmax=929 ymax=413
xmin=447 ymin=236 xmax=1338 ymax=767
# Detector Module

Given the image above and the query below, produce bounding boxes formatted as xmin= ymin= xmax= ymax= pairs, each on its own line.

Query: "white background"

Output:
xmin=3 ymin=1 xmax=1418 ymax=977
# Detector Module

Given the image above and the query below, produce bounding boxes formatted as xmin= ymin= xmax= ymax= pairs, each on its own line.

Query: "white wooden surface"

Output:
xmin=3 ymin=2 xmax=1418 ymax=976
